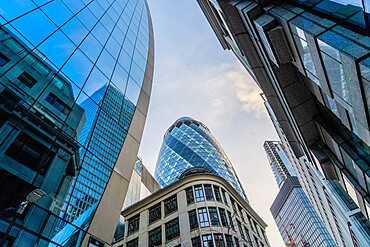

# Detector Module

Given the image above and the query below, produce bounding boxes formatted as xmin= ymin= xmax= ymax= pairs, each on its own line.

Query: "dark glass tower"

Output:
xmin=154 ymin=117 xmax=248 ymax=201
xmin=0 ymin=0 xmax=154 ymax=245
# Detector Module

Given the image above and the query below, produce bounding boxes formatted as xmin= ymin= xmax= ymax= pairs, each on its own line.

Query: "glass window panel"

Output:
xmin=9 ymin=226 xmax=38 ymax=246
xmin=62 ymin=0 xmax=85 ymax=14
xmin=106 ymin=36 xmax=121 ymax=59
xmin=62 ymin=17 xmax=89 ymax=45
xmin=96 ymin=49 xmax=116 ymax=78
xmin=91 ymin=22 xmax=110 ymax=45
xmin=321 ymin=52 xmax=350 ymax=103
xmin=11 ymin=9 xmax=57 ymax=46
xmin=41 ymin=0 xmax=73 ymax=27
xmin=122 ymin=38 xmax=134 ymax=57
xmin=38 ymin=30 xmax=75 ymax=69
xmin=112 ymin=26 xmax=125 ymax=45
xmin=129 ymin=61 xmax=144 ymax=86
xmin=78 ymin=6 xmax=98 ymax=30
xmin=80 ymin=33 xmax=103 ymax=63
xmin=62 ymin=48 xmax=94 ymax=88
xmin=117 ymin=19 xmax=129 ymax=34
xmin=111 ymin=64 xmax=128 ymax=92
xmin=0 ymin=1 xmax=36 ymax=21
xmin=100 ymin=13 xmax=115 ymax=32
xmin=125 ymin=76 xmax=140 ymax=104
xmin=133 ymin=50 xmax=147 ymax=72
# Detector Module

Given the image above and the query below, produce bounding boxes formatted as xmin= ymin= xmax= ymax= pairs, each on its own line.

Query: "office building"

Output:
xmin=263 ymin=140 xmax=296 ymax=188
xmin=155 ymin=117 xmax=248 ymax=201
xmin=264 ymin=140 xmax=336 ymax=246
xmin=198 ymin=0 xmax=369 ymax=244
xmin=265 ymin=98 xmax=370 ymax=246
xmin=117 ymin=168 xmax=270 ymax=247
xmin=271 ymin=176 xmax=336 ymax=247
xmin=0 ymin=0 xmax=154 ymax=245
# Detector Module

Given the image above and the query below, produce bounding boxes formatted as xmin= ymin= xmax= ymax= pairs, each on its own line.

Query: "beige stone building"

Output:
xmin=114 ymin=169 xmax=270 ymax=247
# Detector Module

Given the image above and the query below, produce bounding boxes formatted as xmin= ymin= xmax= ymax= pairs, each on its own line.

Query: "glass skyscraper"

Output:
xmin=270 ymin=176 xmax=337 ymax=247
xmin=0 ymin=0 xmax=154 ymax=246
xmin=154 ymin=117 xmax=248 ymax=201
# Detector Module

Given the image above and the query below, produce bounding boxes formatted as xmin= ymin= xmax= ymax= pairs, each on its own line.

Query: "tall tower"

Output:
xmin=263 ymin=140 xmax=296 ymax=188
xmin=0 ymin=0 xmax=154 ymax=245
xmin=154 ymin=117 xmax=248 ymax=201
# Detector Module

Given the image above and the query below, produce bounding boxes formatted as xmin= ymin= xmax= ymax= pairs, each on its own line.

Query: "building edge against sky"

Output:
xmin=197 ymin=0 xmax=370 ymax=245
xmin=0 ymin=0 xmax=154 ymax=246
xmin=154 ymin=117 xmax=248 ymax=202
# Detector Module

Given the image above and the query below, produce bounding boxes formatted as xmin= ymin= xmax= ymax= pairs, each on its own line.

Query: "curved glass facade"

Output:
xmin=155 ymin=117 xmax=248 ymax=201
xmin=0 ymin=0 xmax=152 ymax=246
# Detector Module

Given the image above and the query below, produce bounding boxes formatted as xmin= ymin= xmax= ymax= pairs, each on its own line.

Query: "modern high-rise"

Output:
xmin=0 ymin=0 xmax=154 ymax=245
xmin=198 ymin=0 xmax=369 ymax=244
xmin=154 ymin=117 xmax=248 ymax=201
xmin=264 ymin=141 xmax=336 ymax=246
xmin=271 ymin=176 xmax=336 ymax=247
xmin=263 ymin=141 xmax=296 ymax=188
xmin=118 ymin=168 xmax=270 ymax=247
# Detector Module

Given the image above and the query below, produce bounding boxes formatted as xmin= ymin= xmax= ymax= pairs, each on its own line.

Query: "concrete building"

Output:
xmin=0 ymin=0 xmax=154 ymax=245
xmin=197 ymin=0 xmax=370 ymax=245
xmin=117 ymin=169 xmax=270 ymax=247
xmin=155 ymin=117 xmax=248 ymax=201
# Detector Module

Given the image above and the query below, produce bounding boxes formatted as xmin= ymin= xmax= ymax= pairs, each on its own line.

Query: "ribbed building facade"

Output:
xmin=263 ymin=140 xmax=296 ymax=188
xmin=0 ymin=0 xmax=154 ymax=245
xmin=198 ymin=0 xmax=370 ymax=246
xmin=154 ymin=117 xmax=248 ymax=201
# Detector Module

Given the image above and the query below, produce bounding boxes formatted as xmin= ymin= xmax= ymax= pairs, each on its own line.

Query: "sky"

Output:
xmin=138 ymin=1 xmax=284 ymax=246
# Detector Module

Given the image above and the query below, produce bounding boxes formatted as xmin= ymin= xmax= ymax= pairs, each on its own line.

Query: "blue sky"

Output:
xmin=138 ymin=0 xmax=284 ymax=246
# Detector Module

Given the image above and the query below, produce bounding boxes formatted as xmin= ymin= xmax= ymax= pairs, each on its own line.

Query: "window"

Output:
xmin=192 ymin=236 xmax=202 ymax=247
xmin=5 ymin=132 xmax=53 ymax=175
xmin=209 ymin=207 xmax=220 ymax=226
xmin=127 ymin=238 xmax=138 ymax=247
xmin=237 ymin=220 xmax=245 ymax=240
xmin=202 ymin=234 xmax=213 ymax=247
xmin=227 ymin=211 xmax=234 ymax=230
xmin=198 ymin=208 xmax=210 ymax=227
xmin=222 ymin=189 xmax=228 ymax=205
xmin=164 ymin=195 xmax=177 ymax=216
xmin=127 ymin=215 xmax=140 ymax=235
xmin=149 ymin=203 xmax=161 ymax=224
xmin=165 ymin=218 xmax=180 ymax=242
xmin=234 ymin=237 xmax=240 ymax=247
xmin=186 ymin=187 xmax=194 ymax=204
xmin=219 ymin=208 xmax=228 ymax=227
xmin=204 ymin=185 xmax=214 ymax=200
xmin=214 ymin=186 xmax=222 ymax=202
xmin=0 ymin=52 xmax=10 ymax=66
xmin=230 ymin=198 xmax=237 ymax=215
xmin=238 ymin=205 xmax=244 ymax=221
xmin=17 ymin=71 xmax=37 ymax=88
xmin=225 ymin=235 xmax=234 ymax=247
xmin=194 ymin=185 xmax=204 ymax=201
xmin=214 ymin=234 xmax=225 ymax=247
xmin=188 ymin=210 xmax=198 ymax=230
xmin=244 ymin=227 xmax=252 ymax=243
xmin=148 ymin=226 xmax=162 ymax=247
xmin=45 ymin=93 xmax=71 ymax=115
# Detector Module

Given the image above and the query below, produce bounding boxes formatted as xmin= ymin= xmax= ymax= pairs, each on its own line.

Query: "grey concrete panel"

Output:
xmin=283 ymin=81 xmax=312 ymax=109
xmin=291 ymin=98 xmax=318 ymax=126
